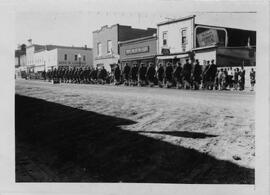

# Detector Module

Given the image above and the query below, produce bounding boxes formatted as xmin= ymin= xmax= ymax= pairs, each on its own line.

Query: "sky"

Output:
xmin=14 ymin=0 xmax=258 ymax=48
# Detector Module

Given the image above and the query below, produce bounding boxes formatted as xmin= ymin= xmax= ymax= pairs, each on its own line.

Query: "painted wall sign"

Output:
xmin=125 ymin=46 xmax=149 ymax=55
xmin=197 ymin=29 xmax=219 ymax=47
xmin=58 ymin=61 xmax=86 ymax=66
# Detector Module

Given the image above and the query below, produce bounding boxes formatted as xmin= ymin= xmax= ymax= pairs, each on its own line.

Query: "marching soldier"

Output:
xmin=146 ymin=62 xmax=156 ymax=87
xmin=165 ymin=62 xmax=173 ymax=88
xmin=182 ymin=59 xmax=192 ymax=89
xmin=138 ymin=63 xmax=147 ymax=86
xmin=122 ymin=63 xmax=131 ymax=86
xmin=157 ymin=63 xmax=164 ymax=88
xmin=114 ymin=64 xmax=121 ymax=85
xmin=192 ymin=59 xmax=202 ymax=90
xmin=202 ymin=61 xmax=210 ymax=89
xmin=98 ymin=66 xmax=107 ymax=84
xmin=130 ymin=63 xmax=139 ymax=86
xmin=173 ymin=62 xmax=182 ymax=89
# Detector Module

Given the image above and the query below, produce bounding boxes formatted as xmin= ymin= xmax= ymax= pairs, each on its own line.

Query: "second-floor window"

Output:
xmin=75 ymin=55 xmax=77 ymax=61
xmin=64 ymin=54 xmax=67 ymax=60
xmin=97 ymin=42 xmax=102 ymax=56
xmin=181 ymin=28 xmax=187 ymax=45
xmin=107 ymin=40 xmax=112 ymax=54
xmin=162 ymin=32 xmax=168 ymax=46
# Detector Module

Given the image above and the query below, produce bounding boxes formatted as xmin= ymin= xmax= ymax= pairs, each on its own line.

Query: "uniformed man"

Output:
xmin=114 ymin=64 xmax=121 ymax=85
xmin=165 ymin=62 xmax=173 ymax=88
xmin=146 ymin=62 xmax=156 ymax=87
xmin=138 ymin=63 xmax=147 ymax=86
xmin=208 ymin=60 xmax=217 ymax=90
xmin=173 ymin=62 xmax=182 ymax=89
xmin=157 ymin=63 xmax=165 ymax=88
xmin=130 ymin=63 xmax=139 ymax=86
xmin=98 ymin=66 xmax=107 ymax=84
xmin=182 ymin=59 xmax=192 ymax=89
xmin=202 ymin=61 xmax=210 ymax=89
xmin=122 ymin=63 xmax=131 ymax=86
xmin=192 ymin=59 xmax=202 ymax=90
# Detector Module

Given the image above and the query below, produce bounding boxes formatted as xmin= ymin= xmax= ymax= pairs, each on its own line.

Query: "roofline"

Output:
xmin=157 ymin=15 xmax=196 ymax=26
xmin=34 ymin=45 xmax=92 ymax=53
xmin=118 ymin=35 xmax=157 ymax=45
xmin=26 ymin=44 xmax=45 ymax=48
xmin=195 ymin=23 xmax=256 ymax=32
xmin=93 ymin=24 xmax=119 ymax=33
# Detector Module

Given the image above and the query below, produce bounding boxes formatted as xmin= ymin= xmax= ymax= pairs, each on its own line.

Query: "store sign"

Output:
xmin=197 ymin=29 xmax=219 ymax=47
xmin=125 ymin=46 xmax=149 ymax=55
xmin=58 ymin=61 xmax=86 ymax=66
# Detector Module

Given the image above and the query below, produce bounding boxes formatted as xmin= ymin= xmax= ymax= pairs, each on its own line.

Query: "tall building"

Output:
xmin=93 ymin=24 xmax=156 ymax=71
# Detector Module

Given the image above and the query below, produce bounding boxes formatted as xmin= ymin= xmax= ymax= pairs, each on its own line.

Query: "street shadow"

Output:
xmin=15 ymin=94 xmax=254 ymax=184
xmin=137 ymin=131 xmax=217 ymax=139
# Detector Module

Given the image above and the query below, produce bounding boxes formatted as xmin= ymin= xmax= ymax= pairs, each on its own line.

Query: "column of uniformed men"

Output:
xmin=26 ymin=59 xmax=256 ymax=91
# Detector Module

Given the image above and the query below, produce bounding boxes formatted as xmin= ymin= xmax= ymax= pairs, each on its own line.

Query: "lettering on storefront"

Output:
xmin=197 ymin=29 xmax=219 ymax=47
xmin=58 ymin=61 xmax=86 ymax=66
xmin=125 ymin=46 xmax=149 ymax=55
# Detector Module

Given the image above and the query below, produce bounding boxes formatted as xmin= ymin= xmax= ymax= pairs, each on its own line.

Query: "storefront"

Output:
xmin=119 ymin=35 xmax=157 ymax=69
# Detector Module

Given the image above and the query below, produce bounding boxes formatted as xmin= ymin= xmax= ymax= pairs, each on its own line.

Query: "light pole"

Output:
xmin=78 ymin=53 xmax=82 ymax=67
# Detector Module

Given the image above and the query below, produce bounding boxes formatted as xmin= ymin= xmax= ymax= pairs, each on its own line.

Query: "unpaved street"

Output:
xmin=15 ymin=80 xmax=255 ymax=183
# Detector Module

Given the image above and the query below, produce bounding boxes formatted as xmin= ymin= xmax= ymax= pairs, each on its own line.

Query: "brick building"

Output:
xmin=93 ymin=24 xmax=156 ymax=71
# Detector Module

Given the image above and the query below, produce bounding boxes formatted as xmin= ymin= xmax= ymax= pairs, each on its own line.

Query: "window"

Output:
xmin=97 ymin=42 xmax=102 ymax=56
xmin=162 ymin=32 xmax=168 ymax=46
xmin=181 ymin=29 xmax=187 ymax=45
xmin=83 ymin=55 xmax=86 ymax=61
xmin=75 ymin=55 xmax=77 ymax=61
xmin=107 ymin=40 xmax=112 ymax=54
xmin=64 ymin=54 xmax=67 ymax=60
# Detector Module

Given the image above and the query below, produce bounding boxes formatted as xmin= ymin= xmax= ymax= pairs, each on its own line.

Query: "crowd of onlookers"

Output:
xmin=24 ymin=59 xmax=256 ymax=91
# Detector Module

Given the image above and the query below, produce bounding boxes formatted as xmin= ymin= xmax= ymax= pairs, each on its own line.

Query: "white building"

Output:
xmin=157 ymin=15 xmax=195 ymax=64
xmin=156 ymin=15 xmax=256 ymax=67
xmin=26 ymin=41 xmax=93 ymax=72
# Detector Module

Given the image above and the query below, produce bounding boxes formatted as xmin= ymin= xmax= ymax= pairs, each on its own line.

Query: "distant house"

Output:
xmin=25 ymin=39 xmax=93 ymax=72
xmin=93 ymin=24 xmax=156 ymax=71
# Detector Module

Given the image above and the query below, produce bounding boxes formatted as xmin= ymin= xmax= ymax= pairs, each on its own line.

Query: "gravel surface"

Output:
xmin=15 ymin=79 xmax=255 ymax=183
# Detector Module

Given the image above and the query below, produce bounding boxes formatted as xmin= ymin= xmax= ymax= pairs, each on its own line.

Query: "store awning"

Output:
xmin=156 ymin=54 xmax=188 ymax=60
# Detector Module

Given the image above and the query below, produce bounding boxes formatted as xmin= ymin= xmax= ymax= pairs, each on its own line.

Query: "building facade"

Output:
xmin=93 ymin=24 xmax=156 ymax=71
xmin=25 ymin=41 xmax=93 ymax=72
xmin=119 ymin=35 xmax=157 ymax=68
xmin=157 ymin=15 xmax=195 ymax=65
xmin=156 ymin=15 xmax=256 ymax=68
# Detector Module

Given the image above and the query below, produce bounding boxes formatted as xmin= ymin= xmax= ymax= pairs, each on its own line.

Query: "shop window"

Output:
xmin=97 ymin=42 xmax=102 ymax=56
xmin=64 ymin=54 xmax=67 ymax=60
xmin=75 ymin=54 xmax=77 ymax=61
xmin=162 ymin=32 xmax=168 ymax=46
xmin=107 ymin=40 xmax=112 ymax=54
xmin=181 ymin=28 xmax=187 ymax=45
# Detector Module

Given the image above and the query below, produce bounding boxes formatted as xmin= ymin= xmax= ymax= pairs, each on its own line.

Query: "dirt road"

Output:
xmin=15 ymin=79 xmax=255 ymax=183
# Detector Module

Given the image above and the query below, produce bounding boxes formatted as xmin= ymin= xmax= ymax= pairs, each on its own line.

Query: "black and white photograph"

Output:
xmin=0 ymin=0 xmax=270 ymax=194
